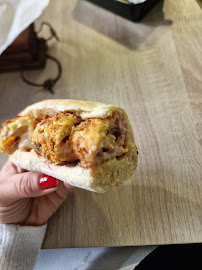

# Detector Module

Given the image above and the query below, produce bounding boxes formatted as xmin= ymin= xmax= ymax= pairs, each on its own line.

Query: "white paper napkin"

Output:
xmin=0 ymin=0 xmax=49 ymax=55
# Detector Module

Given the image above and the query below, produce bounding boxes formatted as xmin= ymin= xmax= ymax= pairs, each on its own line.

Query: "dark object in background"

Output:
xmin=84 ymin=0 xmax=161 ymax=22
xmin=0 ymin=23 xmax=61 ymax=93
xmin=0 ymin=24 xmax=47 ymax=73
xmin=135 ymin=244 xmax=202 ymax=269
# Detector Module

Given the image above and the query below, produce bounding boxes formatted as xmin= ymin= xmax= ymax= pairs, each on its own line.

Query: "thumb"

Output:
xmin=9 ymin=172 xmax=58 ymax=199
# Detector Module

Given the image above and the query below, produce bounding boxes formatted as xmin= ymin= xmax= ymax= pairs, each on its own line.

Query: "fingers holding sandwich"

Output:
xmin=0 ymin=160 xmax=58 ymax=201
xmin=0 ymin=159 xmax=76 ymax=225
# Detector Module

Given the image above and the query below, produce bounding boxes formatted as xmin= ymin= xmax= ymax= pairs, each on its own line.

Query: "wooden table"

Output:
xmin=0 ymin=0 xmax=201 ymax=248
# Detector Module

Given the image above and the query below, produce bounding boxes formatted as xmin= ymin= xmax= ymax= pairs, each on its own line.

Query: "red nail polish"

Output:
xmin=39 ymin=174 xmax=58 ymax=189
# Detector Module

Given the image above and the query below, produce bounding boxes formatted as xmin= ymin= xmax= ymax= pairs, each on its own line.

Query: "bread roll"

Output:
xmin=0 ymin=99 xmax=138 ymax=192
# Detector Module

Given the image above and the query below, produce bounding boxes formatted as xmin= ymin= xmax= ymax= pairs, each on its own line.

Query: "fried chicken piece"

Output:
xmin=32 ymin=113 xmax=81 ymax=164
xmin=70 ymin=115 xmax=128 ymax=168
xmin=70 ymin=119 xmax=109 ymax=168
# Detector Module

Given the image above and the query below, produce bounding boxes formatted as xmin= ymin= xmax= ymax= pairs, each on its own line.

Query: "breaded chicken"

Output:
xmin=32 ymin=113 xmax=81 ymax=164
xmin=70 ymin=115 xmax=128 ymax=168
xmin=70 ymin=118 xmax=110 ymax=168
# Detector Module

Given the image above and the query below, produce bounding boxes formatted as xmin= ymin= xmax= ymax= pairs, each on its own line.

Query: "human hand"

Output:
xmin=0 ymin=159 xmax=76 ymax=226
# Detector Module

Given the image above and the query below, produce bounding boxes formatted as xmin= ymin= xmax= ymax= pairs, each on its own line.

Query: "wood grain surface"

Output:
xmin=0 ymin=0 xmax=201 ymax=248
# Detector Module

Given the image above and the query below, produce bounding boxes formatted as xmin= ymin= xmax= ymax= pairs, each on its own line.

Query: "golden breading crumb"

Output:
xmin=32 ymin=113 xmax=81 ymax=164
xmin=70 ymin=118 xmax=110 ymax=168
xmin=69 ymin=117 xmax=127 ymax=168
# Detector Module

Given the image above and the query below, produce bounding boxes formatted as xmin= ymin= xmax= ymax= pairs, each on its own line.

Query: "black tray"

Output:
xmin=84 ymin=0 xmax=160 ymax=22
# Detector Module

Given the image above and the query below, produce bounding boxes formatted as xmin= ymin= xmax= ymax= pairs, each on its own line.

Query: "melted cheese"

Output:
xmin=0 ymin=116 xmax=38 ymax=154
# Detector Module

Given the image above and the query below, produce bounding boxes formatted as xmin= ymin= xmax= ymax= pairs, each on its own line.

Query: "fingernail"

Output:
xmin=39 ymin=174 xmax=58 ymax=189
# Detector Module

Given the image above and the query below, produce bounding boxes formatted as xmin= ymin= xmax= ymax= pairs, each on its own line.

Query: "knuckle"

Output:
xmin=16 ymin=173 xmax=35 ymax=197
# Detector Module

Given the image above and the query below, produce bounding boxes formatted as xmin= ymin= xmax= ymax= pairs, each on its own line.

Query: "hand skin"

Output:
xmin=0 ymin=159 xmax=76 ymax=226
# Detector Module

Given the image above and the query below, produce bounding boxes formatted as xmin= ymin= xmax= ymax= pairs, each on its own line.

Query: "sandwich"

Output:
xmin=0 ymin=99 xmax=138 ymax=192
